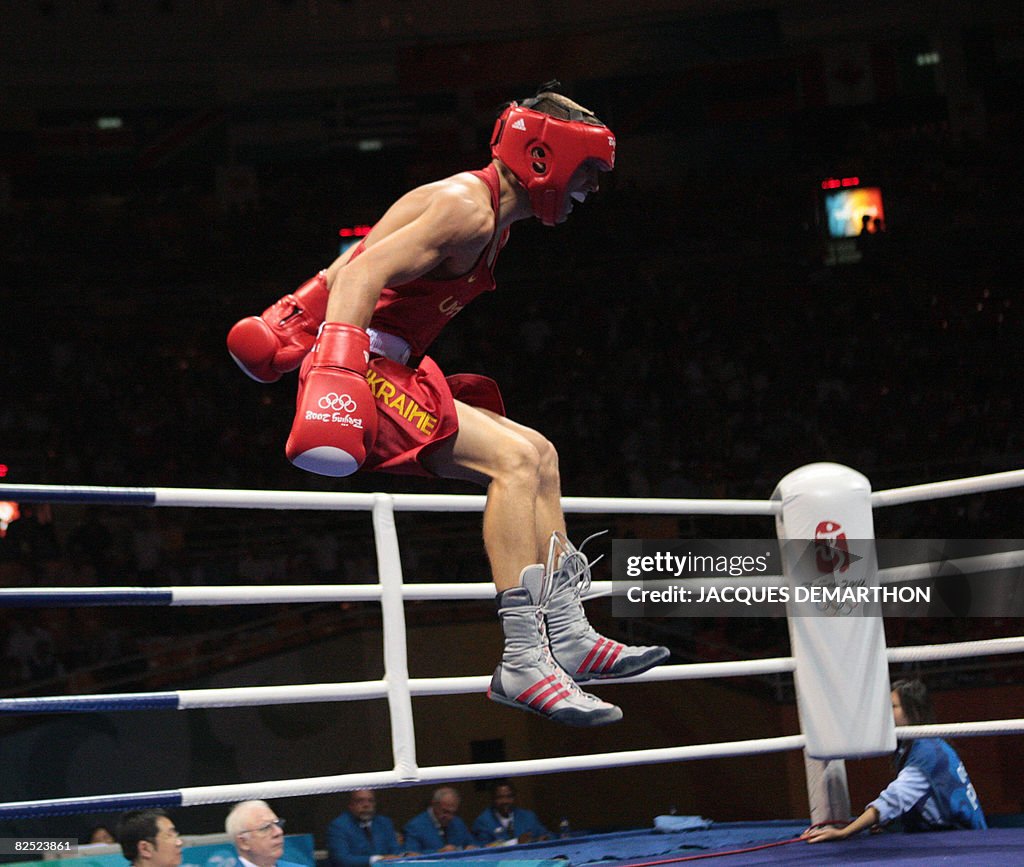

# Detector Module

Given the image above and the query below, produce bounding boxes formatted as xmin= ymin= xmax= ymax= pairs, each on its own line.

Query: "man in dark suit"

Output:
xmin=472 ymin=780 xmax=549 ymax=846
xmin=403 ymin=787 xmax=475 ymax=853
xmin=327 ymin=789 xmax=404 ymax=867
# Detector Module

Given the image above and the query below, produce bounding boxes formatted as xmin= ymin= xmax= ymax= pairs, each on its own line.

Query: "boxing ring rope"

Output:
xmin=0 ymin=483 xmax=777 ymax=516
xmin=6 ymin=544 xmax=1024 ymax=609
xmin=1 ymin=469 xmax=1023 ymax=819
xmin=0 ymin=658 xmax=799 ymax=714
xmin=0 ymin=481 xmax=782 ymax=820
xmin=0 ymin=735 xmax=811 ymax=819
xmin=887 ymin=635 xmax=1024 ymax=663
xmin=4 ymin=635 xmax=1023 ymax=716
xmin=2 ymin=722 xmax=1023 ymax=819
xmin=8 ymin=464 xmax=1021 ymax=512
xmin=870 ymin=467 xmax=1024 ymax=507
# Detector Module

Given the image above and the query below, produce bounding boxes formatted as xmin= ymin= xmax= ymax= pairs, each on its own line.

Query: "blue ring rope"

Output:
xmin=0 ymin=485 xmax=156 ymax=505
xmin=0 ymin=590 xmax=174 ymax=607
xmin=0 ymin=693 xmax=179 ymax=715
xmin=0 ymin=790 xmax=182 ymax=819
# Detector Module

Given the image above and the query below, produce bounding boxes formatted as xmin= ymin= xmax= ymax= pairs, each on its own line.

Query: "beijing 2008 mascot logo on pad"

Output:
xmin=814 ymin=520 xmax=851 ymax=574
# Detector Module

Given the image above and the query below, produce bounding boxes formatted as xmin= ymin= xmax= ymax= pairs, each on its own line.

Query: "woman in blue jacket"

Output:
xmin=804 ymin=679 xmax=986 ymax=843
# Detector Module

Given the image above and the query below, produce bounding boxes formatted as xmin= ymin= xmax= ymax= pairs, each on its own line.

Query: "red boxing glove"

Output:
xmin=286 ymin=323 xmax=378 ymax=477
xmin=227 ymin=272 xmax=329 ymax=383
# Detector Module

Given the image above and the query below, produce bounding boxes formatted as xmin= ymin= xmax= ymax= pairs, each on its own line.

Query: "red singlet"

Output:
xmin=354 ymin=163 xmax=509 ymax=477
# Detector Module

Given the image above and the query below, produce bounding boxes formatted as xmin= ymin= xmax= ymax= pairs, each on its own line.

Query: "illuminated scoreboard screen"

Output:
xmin=338 ymin=224 xmax=371 ymax=254
xmin=821 ymin=177 xmax=886 ymax=239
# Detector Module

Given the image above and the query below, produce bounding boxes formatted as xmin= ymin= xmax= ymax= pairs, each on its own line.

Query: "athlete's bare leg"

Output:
xmin=421 ymin=401 xmax=563 ymax=590
xmin=424 ymin=402 xmax=624 ymax=726
xmin=482 ymin=411 xmax=567 ymax=562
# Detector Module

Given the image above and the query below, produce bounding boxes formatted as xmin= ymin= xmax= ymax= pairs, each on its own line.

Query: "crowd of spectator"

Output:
xmin=2 ymin=107 xmax=1023 ymax=697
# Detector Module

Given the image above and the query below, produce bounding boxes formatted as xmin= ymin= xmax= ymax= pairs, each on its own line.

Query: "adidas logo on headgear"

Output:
xmin=511 ymin=118 xmax=527 ymax=131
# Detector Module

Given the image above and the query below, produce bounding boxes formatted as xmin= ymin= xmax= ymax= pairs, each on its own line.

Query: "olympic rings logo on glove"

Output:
xmin=318 ymin=393 xmax=357 ymax=412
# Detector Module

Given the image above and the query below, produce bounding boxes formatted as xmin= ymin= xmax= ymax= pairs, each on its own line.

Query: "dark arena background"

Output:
xmin=1 ymin=2 xmax=1023 ymax=865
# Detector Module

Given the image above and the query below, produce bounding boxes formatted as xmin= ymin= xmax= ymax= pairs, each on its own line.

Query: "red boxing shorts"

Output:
xmin=362 ymin=355 xmax=505 ymax=477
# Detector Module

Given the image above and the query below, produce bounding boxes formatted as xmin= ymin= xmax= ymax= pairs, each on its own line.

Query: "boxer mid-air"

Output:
xmin=228 ymin=84 xmax=669 ymax=726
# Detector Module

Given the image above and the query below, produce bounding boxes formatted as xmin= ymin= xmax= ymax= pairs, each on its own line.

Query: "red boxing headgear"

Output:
xmin=490 ymin=102 xmax=616 ymax=226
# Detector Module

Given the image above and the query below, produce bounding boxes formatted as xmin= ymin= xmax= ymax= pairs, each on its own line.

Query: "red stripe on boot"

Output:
xmin=516 ymin=673 xmax=557 ymax=703
xmin=529 ymin=682 xmax=564 ymax=708
xmin=577 ymin=637 xmax=607 ymax=674
xmin=600 ymin=643 xmax=625 ymax=672
xmin=589 ymin=640 xmax=614 ymax=672
xmin=537 ymin=688 xmax=572 ymax=713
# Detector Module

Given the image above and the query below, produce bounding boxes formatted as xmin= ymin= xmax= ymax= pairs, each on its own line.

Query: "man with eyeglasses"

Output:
xmin=226 ymin=800 xmax=302 ymax=867
xmin=116 ymin=809 xmax=183 ymax=867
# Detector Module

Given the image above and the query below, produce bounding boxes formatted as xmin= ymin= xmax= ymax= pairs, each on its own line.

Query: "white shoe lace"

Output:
xmin=549 ymin=530 xmax=607 ymax=600
xmin=533 ymin=606 xmax=606 ymax=705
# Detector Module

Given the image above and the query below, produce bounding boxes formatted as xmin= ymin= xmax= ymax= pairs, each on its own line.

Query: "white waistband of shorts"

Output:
xmin=366 ymin=328 xmax=412 ymax=365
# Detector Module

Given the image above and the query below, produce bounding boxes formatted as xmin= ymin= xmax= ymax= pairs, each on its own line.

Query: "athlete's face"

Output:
xmin=559 ymin=160 xmax=603 ymax=222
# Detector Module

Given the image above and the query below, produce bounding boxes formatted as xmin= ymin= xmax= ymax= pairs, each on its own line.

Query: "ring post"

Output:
xmin=373 ymin=494 xmax=419 ymax=781
xmin=774 ymin=463 xmax=895 ymax=824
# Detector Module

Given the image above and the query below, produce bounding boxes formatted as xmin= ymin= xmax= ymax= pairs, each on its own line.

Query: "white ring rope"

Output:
xmin=0 ymin=483 xmax=780 ymax=515
xmin=7 ymin=636 xmax=1024 ymax=714
xmin=9 ymin=721 xmax=1024 ymax=818
xmin=0 ymin=735 xmax=810 ymax=818
xmin=0 ymin=658 xmax=800 ymax=714
xmin=373 ymin=496 xmax=418 ymax=780
xmin=887 ymin=635 xmax=1024 ymax=663
xmin=5 ymin=532 xmax=1024 ymax=608
xmin=897 ymin=720 xmax=1024 ymax=739
xmin=6 ymin=539 xmax=1024 ymax=606
xmin=871 ymin=468 xmax=1024 ymax=507
xmin=875 ymin=548 xmax=1024 ymax=585
xmin=6 ymin=466 xmax=1022 ymax=513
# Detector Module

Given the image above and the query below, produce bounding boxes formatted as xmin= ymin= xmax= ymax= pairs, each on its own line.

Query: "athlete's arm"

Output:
xmin=327 ymin=242 xmax=359 ymax=271
xmin=324 ymin=184 xmax=491 ymax=326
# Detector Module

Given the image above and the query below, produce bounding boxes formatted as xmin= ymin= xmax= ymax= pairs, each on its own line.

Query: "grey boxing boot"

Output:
xmin=545 ymin=532 xmax=671 ymax=682
xmin=488 ymin=564 xmax=622 ymax=727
